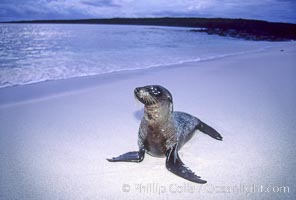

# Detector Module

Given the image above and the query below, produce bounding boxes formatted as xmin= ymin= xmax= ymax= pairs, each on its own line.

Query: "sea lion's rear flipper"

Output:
xmin=107 ymin=148 xmax=145 ymax=162
xmin=165 ymin=145 xmax=207 ymax=184
xmin=198 ymin=121 xmax=223 ymax=141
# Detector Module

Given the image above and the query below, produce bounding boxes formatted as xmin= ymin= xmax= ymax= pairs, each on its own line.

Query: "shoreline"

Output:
xmin=0 ymin=34 xmax=283 ymax=91
xmin=0 ymin=41 xmax=293 ymax=107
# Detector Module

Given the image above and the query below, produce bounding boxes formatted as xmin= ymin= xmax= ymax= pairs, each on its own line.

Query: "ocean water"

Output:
xmin=0 ymin=24 xmax=276 ymax=88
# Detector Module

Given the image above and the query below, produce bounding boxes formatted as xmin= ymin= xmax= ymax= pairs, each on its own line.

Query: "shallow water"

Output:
xmin=0 ymin=24 xmax=277 ymax=88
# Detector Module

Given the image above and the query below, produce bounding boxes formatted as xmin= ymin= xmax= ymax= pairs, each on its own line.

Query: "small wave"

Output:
xmin=0 ymin=46 xmax=274 ymax=89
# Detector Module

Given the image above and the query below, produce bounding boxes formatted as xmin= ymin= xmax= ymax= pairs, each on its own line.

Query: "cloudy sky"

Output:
xmin=0 ymin=0 xmax=295 ymax=23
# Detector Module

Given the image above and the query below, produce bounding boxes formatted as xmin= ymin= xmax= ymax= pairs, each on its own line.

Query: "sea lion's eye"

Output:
xmin=149 ymin=86 xmax=161 ymax=96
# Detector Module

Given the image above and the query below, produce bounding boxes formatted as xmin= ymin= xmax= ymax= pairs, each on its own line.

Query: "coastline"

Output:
xmin=3 ymin=17 xmax=296 ymax=41
xmin=0 ymin=43 xmax=295 ymax=199
xmin=0 ymin=41 xmax=293 ymax=107
xmin=0 ymin=22 xmax=286 ymax=91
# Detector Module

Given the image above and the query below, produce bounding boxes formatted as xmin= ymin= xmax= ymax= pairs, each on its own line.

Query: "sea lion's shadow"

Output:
xmin=134 ymin=108 xmax=144 ymax=121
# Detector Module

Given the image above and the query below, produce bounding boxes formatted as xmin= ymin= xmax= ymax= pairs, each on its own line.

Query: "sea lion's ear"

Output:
xmin=167 ymin=95 xmax=172 ymax=102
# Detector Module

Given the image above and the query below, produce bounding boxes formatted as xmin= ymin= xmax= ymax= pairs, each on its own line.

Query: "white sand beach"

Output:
xmin=0 ymin=43 xmax=295 ymax=199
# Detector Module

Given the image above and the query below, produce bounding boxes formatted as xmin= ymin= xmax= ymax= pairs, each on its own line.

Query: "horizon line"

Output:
xmin=1 ymin=17 xmax=296 ymax=25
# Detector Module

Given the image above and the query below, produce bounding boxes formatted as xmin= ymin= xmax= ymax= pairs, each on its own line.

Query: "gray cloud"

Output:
xmin=0 ymin=0 xmax=295 ymax=22
xmin=81 ymin=0 xmax=120 ymax=8
xmin=206 ymin=0 xmax=296 ymax=22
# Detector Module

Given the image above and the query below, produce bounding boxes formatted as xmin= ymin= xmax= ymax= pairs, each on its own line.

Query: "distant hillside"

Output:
xmin=5 ymin=17 xmax=296 ymax=41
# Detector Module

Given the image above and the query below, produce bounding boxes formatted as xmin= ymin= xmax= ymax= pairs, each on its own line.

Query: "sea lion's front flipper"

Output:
xmin=198 ymin=121 xmax=223 ymax=141
xmin=107 ymin=148 xmax=145 ymax=162
xmin=165 ymin=145 xmax=207 ymax=184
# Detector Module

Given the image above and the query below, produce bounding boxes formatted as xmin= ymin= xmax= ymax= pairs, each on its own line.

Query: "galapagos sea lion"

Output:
xmin=107 ymin=85 xmax=222 ymax=184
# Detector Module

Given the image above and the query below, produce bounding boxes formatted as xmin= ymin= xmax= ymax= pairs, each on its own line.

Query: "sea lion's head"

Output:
xmin=134 ymin=85 xmax=173 ymax=106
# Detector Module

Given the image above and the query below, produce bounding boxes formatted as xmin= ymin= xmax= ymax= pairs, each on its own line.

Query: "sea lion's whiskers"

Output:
xmin=148 ymin=98 xmax=154 ymax=105
xmin=152 ymin=97 xmax=158 ymax=104
xmin=151 ymin=98 xmax=157 ymax=105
